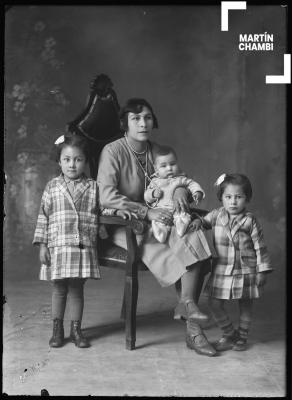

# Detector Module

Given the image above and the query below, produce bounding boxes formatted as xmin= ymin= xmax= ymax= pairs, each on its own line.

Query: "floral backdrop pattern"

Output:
xmin=5 ymin=7 xmax=70 ymax=255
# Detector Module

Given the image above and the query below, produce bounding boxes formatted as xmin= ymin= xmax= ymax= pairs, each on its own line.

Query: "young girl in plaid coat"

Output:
xmin=33 ymin=135 xmax=100 ymax=348
xmin=191 ymin=173 xmax=272 ymax=351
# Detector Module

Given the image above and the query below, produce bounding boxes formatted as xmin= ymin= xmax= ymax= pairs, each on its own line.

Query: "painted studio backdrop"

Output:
xmin=4 ymin=5 xmax=286 ymax=288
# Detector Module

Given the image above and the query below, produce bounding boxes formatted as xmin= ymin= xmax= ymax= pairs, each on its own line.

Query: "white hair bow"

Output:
xmin=214 ymin=173 xmax=226 ymax=186
xmin=54 ymin=135 xmax=65 ymax=145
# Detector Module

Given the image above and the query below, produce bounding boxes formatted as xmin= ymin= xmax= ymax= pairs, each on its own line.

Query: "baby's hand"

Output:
xmin=188 ymin=219 xmax=202 ymax=231
xmin=40 ymin=244 xmax=51 ymax=265
xmin=193 ymin=191 xmax=203 ymax=205
xmin=256 ymin=272 xmax=267 ymax=287
xmin=153 ymin=188 xmax=163 ymax=199
xmin=116 ymin=209 xmax=132 ymax=220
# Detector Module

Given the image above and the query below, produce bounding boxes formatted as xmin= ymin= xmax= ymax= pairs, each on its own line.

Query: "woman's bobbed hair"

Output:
xmin=119 ymin=98 xmax=158 ymax=132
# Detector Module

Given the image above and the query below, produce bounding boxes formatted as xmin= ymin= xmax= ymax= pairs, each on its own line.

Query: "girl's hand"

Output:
xmin=188 ymin=219 xmax=202 ymax=232
xmin=173 ymin=187 xmax=190 ymax=213
xmin=256 ymin=272 xmax=267 ymax=287
xmin=116 ymin=209 xmax=132 ymax=220
xmin=193 ymin=191 xmax=203 ymax=205
xmin=40 ymin=244 xmax=50 ymax=265
xmin=146 ymin=208 xmax=173 ymax=225
xmin=153 ymin=188 xmax=163 ymax=199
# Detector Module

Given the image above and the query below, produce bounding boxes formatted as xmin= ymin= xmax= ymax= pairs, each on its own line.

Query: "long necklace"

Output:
xmin=124 ymin=134 xmax=152 ymax=191
xmin=124 ymin=134 xmax=161 ymax=208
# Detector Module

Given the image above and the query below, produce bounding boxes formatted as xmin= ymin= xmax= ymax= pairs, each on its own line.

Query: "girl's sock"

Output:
xmin=209 ymin=299 xmax=235 ymax=337
xmin=217 ymin=317 xmax=235 ymax=337
xmin=238 ymin=317 xmax=252 ymax=341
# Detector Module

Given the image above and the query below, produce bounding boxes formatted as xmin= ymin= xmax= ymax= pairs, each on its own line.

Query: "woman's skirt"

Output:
xmin=106 ymin=225 xmax=217 ymax=287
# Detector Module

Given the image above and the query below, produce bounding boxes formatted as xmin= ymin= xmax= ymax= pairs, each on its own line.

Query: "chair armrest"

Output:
xmin=99 ymin=215 xmax=148 ymax=235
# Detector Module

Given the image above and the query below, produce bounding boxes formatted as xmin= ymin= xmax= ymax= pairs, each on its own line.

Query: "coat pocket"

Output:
xmin=240 ymin=250 xmax=257 ymax=268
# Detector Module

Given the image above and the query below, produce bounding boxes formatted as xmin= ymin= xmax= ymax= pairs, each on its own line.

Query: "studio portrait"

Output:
xmin=3 ymin=3 xmax=287 ymax=397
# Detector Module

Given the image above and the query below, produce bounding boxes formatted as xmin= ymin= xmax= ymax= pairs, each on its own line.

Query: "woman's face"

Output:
xmin=126 ymin=106 xmax=154 ymax=143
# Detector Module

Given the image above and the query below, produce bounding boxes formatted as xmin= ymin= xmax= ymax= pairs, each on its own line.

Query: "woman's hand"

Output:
xmin=116 ymin=209 xmax=132 ymax=220
xmin=40 ymin=244 xmax=50 ymax=265
xmin=173 ymin=187 xmax=190 ymax=213
xmin=146 ymin=208 xmax=173 ymax=225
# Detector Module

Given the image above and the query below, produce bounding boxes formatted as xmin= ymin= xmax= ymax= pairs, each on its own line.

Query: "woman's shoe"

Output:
xmin=185 ymin=300 xmax=209 ymax=321
xmin=174 ymin=301 xmax=209 ymax=322
xmin=186 ymin=332 xmax=217 ymax=357
xmin=70 ymin=320 xmax=90 ymax=348
xmin=173 ymin=302 xmax=187 ymax=320
xmin=214 ymin=330 xmax=239 ymax=352
xmin=233 ymin=338 xmax=247 ymax=351
xmin=49 ymin=318 xmax=64 ymax=348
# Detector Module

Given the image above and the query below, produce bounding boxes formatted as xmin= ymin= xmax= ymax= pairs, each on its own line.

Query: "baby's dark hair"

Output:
xmin=55 ymin=134 xmax=90 ymax=162
xmin=216 ymin=173 xmax=252 ymax=201
xmin=119 ymin=98 xmax=158 ymax=132
xmin=153 ymin=145 xmax=177 ymax=164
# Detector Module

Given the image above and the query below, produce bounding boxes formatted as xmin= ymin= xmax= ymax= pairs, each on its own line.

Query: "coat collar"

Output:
xmin=56 ymin=174 xmax=90 ymax=206
xmin=218 ymin=207 xmax=248 ymax=239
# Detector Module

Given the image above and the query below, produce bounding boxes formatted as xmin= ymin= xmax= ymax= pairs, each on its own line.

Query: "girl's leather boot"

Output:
xmin=49 ymin=318 xmax=64 ymax=348
xmin=70 ymin=320 xmax=90 ymax=348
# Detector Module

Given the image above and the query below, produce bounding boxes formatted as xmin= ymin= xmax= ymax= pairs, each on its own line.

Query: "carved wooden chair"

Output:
xmin=98 ymin=209 xmax=208 ymax=350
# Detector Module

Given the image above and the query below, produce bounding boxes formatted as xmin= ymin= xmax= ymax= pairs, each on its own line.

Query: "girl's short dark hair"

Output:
xmin=153 ymin=145 xmax=177 ymax=163
xmin=119 ymin=98 xmax=158 ymax=132
xmin=216 ymin=173 xmax=253 ymax=201
xmin=55 ymin=134 xmax=90 ymax=162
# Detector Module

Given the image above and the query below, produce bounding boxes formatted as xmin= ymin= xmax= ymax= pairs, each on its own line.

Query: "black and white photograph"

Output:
xmin=3 ymin=2 xmax=287 ymax=397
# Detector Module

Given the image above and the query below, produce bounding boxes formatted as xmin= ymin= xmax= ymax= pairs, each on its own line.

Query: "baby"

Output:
xmin=144 ymin=145 xmax=204 ymax=243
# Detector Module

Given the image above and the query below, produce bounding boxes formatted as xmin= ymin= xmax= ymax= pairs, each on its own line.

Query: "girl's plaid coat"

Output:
xmin=33 ymin=174 xmax=99 ymax=248
xmin=204 ymin=207 xmax=272 ymax=276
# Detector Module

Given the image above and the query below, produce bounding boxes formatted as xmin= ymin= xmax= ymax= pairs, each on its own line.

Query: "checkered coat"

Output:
xmin=203 ymin=207 xmax=272 ymax=276
xmin=33 ymin=174 xmax=100 ymax=280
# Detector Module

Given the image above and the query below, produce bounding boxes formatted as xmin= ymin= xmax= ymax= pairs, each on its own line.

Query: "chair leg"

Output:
xmin=120 ymin=291 xmax=126 ymax=320
xmin=124 ymin=272 xmax=138 ymax=350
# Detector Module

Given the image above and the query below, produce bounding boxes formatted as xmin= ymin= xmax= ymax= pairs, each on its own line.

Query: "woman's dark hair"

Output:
xmin=153 ymin=145 xmax=177 ymax=163
xmin=119 ymin=98 xmax=158 ymax=132
xmin=216 ymin=173 xmax=253 ymax=201
xmin=55 ymin=134 xmax=90 ymax=162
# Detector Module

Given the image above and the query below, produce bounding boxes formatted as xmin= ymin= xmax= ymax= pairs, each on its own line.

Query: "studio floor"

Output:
xmin=3 ymin=260 xmax=286 ymax=397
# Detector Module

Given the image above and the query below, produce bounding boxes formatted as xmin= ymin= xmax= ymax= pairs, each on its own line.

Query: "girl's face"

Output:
xmin=222 ymin=184 xmax=248 ymax=215
xmin=155 ymin=153 xmax=180 ymax=179
xmin=126 ymin=106 xmax=154 ymax=143
xmin=59 ymin=145 xmax=87 ymax=180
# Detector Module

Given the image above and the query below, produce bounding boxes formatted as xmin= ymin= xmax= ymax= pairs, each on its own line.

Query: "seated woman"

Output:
xmin=97 ymin=98 xmax=217 ymax=356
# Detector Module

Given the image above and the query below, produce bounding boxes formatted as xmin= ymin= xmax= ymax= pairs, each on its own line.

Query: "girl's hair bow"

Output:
xmin=214 ymin=173 xmax=226 ymax=186
xmin=54 ymin=134 xmax=65 ymax=145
